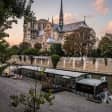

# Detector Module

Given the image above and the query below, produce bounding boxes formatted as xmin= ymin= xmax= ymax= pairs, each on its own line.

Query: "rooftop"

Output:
xmin=63 ymin=21 xmax=90 ymax=32
xmin=77 ymin=78 xmax=106 ymax=86
xmin=19 ymin=66 xmax=86 ymax=78
xmin=53 ymin=21 xmax=91 ymax=32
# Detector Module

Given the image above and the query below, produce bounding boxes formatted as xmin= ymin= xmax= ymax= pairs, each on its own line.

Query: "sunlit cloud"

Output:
xmin=54 ymin=12 xmax=78 ymax=24
xmin=104 ymin=21 xmax=112 ymax=33
xmin=93 ymin=0 xmax=109 ymax=15
xmin=99 ymin=21 xmax=112 ymax=38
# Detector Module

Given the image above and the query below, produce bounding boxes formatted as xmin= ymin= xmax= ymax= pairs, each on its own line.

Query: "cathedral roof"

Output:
xmin=63 ymin=21 xmax=90 ymax=32
xmin=52 ymin=21 xmax=91 ymax=33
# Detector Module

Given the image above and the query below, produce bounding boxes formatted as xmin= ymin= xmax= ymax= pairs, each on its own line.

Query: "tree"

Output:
xmin=51 ymin=54 xmax=60 ymax=68
xmin=63 ymin=28 xmax=96 ymax=56
xmin=0 ymin=40 xmax=12 ymax=63
xmin=90 ymin=48 xmax=101 ymax=57
xmin=0 ymin=0 xmax=33 ymax=40
xmin=10 ymin=67 xmax=55 ymax=112
xmin=18 ymin=42 xmax=31 ymax=54
xmin=9 ymin=45 xmax=19 ymax=55
xmin=23 ymin=48 xmax=39 ymax=56
xmin=0 ymin=40 xmax=18 ymax=75
xmin=0 ymin=0 xmax=33 ymax=74
xmin=34 ymin=42 xmax=42 ymax=51
xmin=10 ymin=89 xmax=54 ymax=112
xmin=19 ymin=42 xmax=31 ymax=49
xmin=99 ymin=33 xmax=112 ymax=58
xmin=63 ymin=34 xmax=76 ymax=56
xmin=50 ymin=43 xmax=64 ymax=56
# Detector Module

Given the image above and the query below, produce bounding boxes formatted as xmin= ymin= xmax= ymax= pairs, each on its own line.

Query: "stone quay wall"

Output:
xmin=10 ymin=55 xmax=112 ymax=75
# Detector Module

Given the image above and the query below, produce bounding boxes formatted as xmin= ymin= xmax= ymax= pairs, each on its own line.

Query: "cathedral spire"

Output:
xmin=59 ymin=0 xmax=64 ymax=31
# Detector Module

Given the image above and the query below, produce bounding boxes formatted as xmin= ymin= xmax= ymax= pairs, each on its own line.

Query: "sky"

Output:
xmin=6 ymin=0 xmax=112 ymax=45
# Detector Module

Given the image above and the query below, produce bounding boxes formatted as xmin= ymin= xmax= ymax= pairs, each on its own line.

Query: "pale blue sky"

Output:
xmin=6 ymin=0 xmax=112 ymax=45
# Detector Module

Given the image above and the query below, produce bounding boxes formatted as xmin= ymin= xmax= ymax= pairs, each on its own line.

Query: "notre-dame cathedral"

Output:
xmin=23 ymin=0 xmax=95 ymax=50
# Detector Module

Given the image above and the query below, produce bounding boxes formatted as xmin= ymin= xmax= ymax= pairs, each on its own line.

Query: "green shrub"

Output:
xmin=51 ymin=54 xmax=60 ymax=68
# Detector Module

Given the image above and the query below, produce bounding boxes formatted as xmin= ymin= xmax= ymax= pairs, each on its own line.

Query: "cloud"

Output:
xmin=104 ymin=21 xmax=112 ymax=33
xmin=54 ymin=12 xmax=78 ymax=24
xmin=99 ymin=21 xmax=112 ymax=37
xmin=93 ymin=0 xmax=109 ymax=15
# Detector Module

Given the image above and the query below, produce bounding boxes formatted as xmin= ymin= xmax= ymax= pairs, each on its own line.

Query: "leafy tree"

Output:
xmin=89 ymin=48 xmax=101 ymax=57
xmin=10 ymin=89 xmax=54 ymax=112
xmin=0 ymin=0 xmax=33 ymax=40
xmin=23 ymin=48 xmax=39 ymax=56
xmin=10 ymin=67 xmax=55 ymax=112
xmin=10 ymin=82 xmax=54 ymax=112
xmin=99 ymin=33 xmax=112 ymax=58
xmin=51 ymin=54 xmax=60 ymax=68
xmin=63 ymin=28 xmax=96 ymax=56
xmin=19 ymin=42 xmax=31 ymax=49
xmin=0 ymin=40 xmax=12 ymax=63
xmin=34 ymin=42 xmax=42 ymax=51
xmin=18 ymin=42 xmax=31 ymax=54
xmin=0 ymin=40 xmax=19 ymax=75
xmin=9 ymin=45 xmax=19 ymax=55
xmin=0 ymin=0 xmax=33 ymax=73
xmin=39 ymin=49 xmax=50 ymax=56
xmin=50 ymin=43 xmax=64 ymax=56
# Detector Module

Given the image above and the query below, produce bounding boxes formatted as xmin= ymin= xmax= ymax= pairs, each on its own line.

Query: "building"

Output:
xmin=23 ymin=0 xmax=95 ymax=50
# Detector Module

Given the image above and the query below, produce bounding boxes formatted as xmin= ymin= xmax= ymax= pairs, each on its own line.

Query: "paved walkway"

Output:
xmin=0 ymin=77 xmax=112 ymax=112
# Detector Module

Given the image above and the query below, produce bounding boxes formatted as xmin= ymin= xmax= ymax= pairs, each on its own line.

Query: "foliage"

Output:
xmin=99 ymin=33 xmax=112 ymax=58
xmin=0 ymin=0 xmax=33 ymax=39
xmin=39 ymin=49 xmax=50 ymax=56
xmin=50 ymin=43 xmax=64 ymax=56
xmin=0 ymin=40 xmax=13 ymax=63
xmin=63 ymin=28 xmax=96 ymax=56
xmin=39 ymin=67 xmax=46 ymax=76
xmin=10 ymin=67 xmax=54 ymax=112
xmin=89 ymin=49 xmax=101 ymax=57
xmin=23 ymin=48 xmax=39 ymax=56
xmin=51 ymin=54 xmax=60 ymax=68
xmin=34 ymin=42 xmax=42 ymax=51
xmin=9 ymin=45 xmax=19 ymax=55
xmin=10 ymin=43 xmax=39 ymax=56
xmin=10 ymin=88 xmax=55 ymax=112
xmin=18 ymin=42 xmax=31 ymax=54
xmin=19 ymin=42 xmax=31 ymax=49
